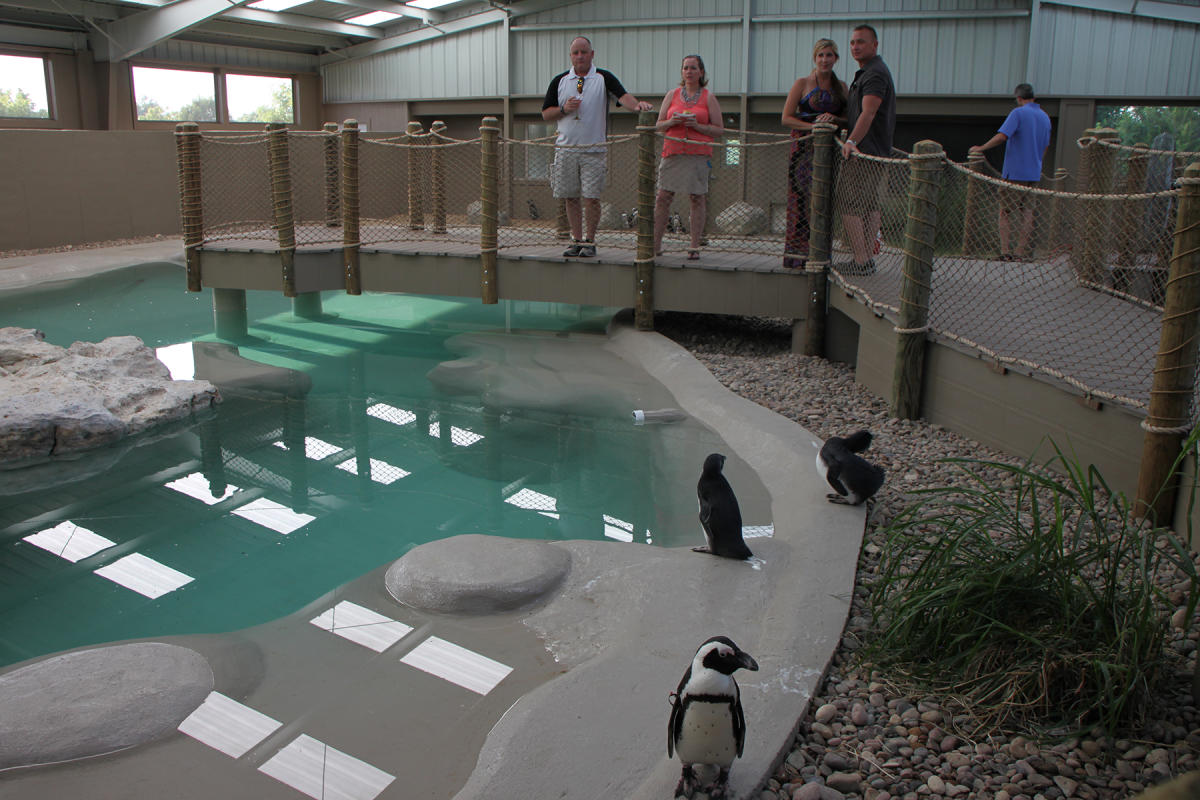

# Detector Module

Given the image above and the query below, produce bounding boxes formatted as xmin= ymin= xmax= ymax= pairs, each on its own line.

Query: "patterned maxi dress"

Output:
xmin=783 ymin=86 xmax=846 ymax=268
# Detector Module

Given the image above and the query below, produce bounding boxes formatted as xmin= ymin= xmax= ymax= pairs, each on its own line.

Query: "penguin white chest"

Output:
xmin=815 ymin=451 xmax=828 ymax=482
xmin=675 ymin=700 xmax=738 ymax=767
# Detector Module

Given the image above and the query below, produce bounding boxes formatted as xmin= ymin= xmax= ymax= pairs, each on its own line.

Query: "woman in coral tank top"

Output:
xmin=652 ymin=54 xmax=724 ymax=260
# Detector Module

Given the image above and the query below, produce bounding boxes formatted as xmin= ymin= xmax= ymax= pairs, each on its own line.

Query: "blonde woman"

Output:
xmin=780 ymin=39 xmax=848 ymax=268
xmin=652 ymin=54 xmax=724 ymax=260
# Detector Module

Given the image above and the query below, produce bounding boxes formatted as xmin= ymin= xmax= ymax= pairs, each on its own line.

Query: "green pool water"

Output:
xmin=0 ymin=263 xmax=768 ymax=667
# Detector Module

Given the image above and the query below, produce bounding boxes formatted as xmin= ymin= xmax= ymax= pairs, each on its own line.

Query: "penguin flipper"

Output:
xmin=825 ymin=462 xmax=849 ymax=496
xmin=668 ymin=668 xmax=691 ymax=758
xmin=732 ymin=691 xmax=746 ymax=757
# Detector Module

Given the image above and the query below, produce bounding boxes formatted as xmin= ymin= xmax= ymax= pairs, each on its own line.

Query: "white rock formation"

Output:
xmin=0 ymin=327 xmax=220 ymax=464
xmin=715 ymin=200 xmax=769 ymax=235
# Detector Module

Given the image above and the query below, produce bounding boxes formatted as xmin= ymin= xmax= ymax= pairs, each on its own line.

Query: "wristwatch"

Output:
xmin=846 ymin=139 xmax=857 ymax=147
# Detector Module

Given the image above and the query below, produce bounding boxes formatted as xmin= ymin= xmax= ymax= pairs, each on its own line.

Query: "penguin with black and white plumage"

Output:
xmin=668 ymin=636 xmax=759 ymax=798
xmin=695 ymin=453 xmax=752 ymax=559
xmin=816 ymin=430 xmax=885 ymax=505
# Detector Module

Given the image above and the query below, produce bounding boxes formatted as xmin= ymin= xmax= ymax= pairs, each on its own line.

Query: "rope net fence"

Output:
xmin=185 ymin=123 xmax=1198 ymax=418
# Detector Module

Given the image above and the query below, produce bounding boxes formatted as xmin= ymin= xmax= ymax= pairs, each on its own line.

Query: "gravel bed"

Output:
xmin=654 ymin=311 xmax=1200 ymax=800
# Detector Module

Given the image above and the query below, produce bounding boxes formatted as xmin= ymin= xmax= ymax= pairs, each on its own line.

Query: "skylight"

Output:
xmin=406 ymin=0 xmax=461 ymax=8
xmin=247 ymin=0 xmax=308 ymax=10
xmin=345 ymin=10 xmax=401 ymax=26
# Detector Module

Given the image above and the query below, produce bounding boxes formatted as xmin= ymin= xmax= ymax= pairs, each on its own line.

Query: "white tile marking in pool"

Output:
xmin=272 ymin=436 xmax=345 ymax=461
xmin=400 ymin=636 xmax=513 ymax=695
xmin=334 ymin=456 xmax=411 ymax=485
xmin=366 ymin=403 xmax=416 ymax=426
xmin=177 ymin=691 xmax=283 ymax=758
xmin=259 ymin=734 xmax=395 ymax=800
xmin=93 ymin=553 xmax=194 ymax=598
xmin=23 ymin=521 xmax=116 ymax=563
xmin=743 ymin=524 xmax=775 ymax=539
xmin=310 ymin=601 xmax=414 ymax=653
xmin=231 ymin=497 xmax=315 ymax=535
xmin=164 ymin=472 xmax=240 ymax=505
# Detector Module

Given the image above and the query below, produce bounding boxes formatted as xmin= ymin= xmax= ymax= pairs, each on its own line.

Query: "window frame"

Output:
xmin=130 ymin=61 xmax=298 ymax=130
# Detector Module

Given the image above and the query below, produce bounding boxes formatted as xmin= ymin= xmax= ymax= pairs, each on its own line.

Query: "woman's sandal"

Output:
xmin=687 ymin=250 xmax=700 ymax=261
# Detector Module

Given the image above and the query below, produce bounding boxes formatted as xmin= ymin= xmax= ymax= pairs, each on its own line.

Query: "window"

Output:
xmin=524 ymin=122 xmax=554 ymax=180
xmin=226 ymin=73 xmax=294 ymax=123
xmin=133 ymin=66 xmax=217 ymax=122
xmin=0 ymin=54 xmax=51 ymax=119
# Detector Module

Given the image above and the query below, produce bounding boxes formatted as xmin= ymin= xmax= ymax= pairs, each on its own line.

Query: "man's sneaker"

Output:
xmin=577 ymin=242 xmax=596 ymax=258
xmin=562 ymin=242 xmax=583 ymax=257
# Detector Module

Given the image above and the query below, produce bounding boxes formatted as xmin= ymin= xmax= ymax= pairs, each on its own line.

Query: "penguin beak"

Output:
xmin=738 ymin=652 xmax=759 ymax=671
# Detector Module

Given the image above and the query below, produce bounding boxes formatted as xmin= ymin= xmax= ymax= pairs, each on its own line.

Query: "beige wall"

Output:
xmin=0 ymin=130 xmax=180 ymax=251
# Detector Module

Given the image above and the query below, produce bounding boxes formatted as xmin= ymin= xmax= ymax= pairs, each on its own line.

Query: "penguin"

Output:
xmin=816 ymin=430 xmax=885 ymax=505
xmin=527 ymin=198 xmax=540 ymax=219
xmin=695 ymin=453 xmax=752 ymax=559
xmin=668 ymin=636 xmax=759 ymax=799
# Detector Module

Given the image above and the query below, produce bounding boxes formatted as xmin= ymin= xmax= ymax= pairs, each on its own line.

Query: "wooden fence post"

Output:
xmin=803 ymin=122 xmax=836 ymax=356
xmin=430 ymin=120 xmax=448 ymax=234
xmin=1114 ymin=144 xmax=1150 ymax=293
xmin=1046 ymin=167 xmax=1068 ymax=254
xmin=266 ymin=122 xmax=297 ymax=298
xmin=175 ymin=122 xmax=203 ymax=292
xmin=1136 ymin=162 xmax=1200 ymax=524
xmin=480 ymin=116 xmax=500 ymax=304
xmin=407 ymin=121 xmax=425 ymax=231
xmin=891 ymin=140 xmax=945 ymax=420
xmin=1076 ymin=127 xmax=1119 ymax=284
xmin=342 ymin=119 xmax=361 ymax=295
xmin=960 ymin=151 xmax=986 ymax=256
xmin=635 ymin=110 xmax=657 ymax=330
xmin=323 ymin=122 xmax=340 ymax=227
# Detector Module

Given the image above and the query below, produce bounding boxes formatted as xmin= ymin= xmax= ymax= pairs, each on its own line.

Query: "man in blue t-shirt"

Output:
xmin=970 ymin=83 xmax=1052 ymax=261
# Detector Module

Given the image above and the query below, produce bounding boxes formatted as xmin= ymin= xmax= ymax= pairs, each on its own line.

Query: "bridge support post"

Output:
xmin=212 ymin=288 xmax=248 ymax=340
xmin=480 ymin=116 xmax=500 ymax=304
xmin=1136 ymin=162 xmax=1200 ymax=525
xmin=407 ymin=121 xmax=426 ymax=231
xmin=293 ymin=292 xmax=323 ymax=319
xmin=323 ymin=122 xmax=340 ymax=227
xmin=175 ymin=122 xmax=203 ymax=292
xmin=891 ymin=140 xmax=945 ymax=420
xmin=960 ymin=151 xmax=986 ymax=257
xmin=267 ymin=122 xmax=297 ymax=298
xmin=635 ymin=110 xmax=657 ymax=330
xmin=802 ymin=122 xmax=837 ymax=356
xmin=430 ymin=120 xmax=448 ymax=234
xmin=342 ymin=119 xmax=361 ymax=295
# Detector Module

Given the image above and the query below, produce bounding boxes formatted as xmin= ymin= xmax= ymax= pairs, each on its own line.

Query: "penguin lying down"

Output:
xmin=668 ymin=636 xmax=759 ymax=799
xmin=816 ymin=430 xmax=885 ymax=505
xmin=695 ymin=453 xmax=752 ymax=559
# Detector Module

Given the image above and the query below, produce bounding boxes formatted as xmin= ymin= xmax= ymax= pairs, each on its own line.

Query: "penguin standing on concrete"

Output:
xmin=668 ymin=636 xmax=759 ymax=798
xmin=695 ymin=453 xmax=752 ymax=559
xmin=816 ymin=430 xmax=885 ymax=505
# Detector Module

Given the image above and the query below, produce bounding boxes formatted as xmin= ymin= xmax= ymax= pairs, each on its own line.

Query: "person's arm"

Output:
xmin=617 ymin=92 xmax=654 ymax=113
xmin=699 ymin=91 xmax=724 ymax=138
xmin=655 ymin=91 xmax=678 ymax=132
xmin=781 ymin=77 xmax=810 ymax=131
xmin=842 ymin=94 xmax=881 ymax=158
xmin=969 ymin=132 xmax=1008 ymax=154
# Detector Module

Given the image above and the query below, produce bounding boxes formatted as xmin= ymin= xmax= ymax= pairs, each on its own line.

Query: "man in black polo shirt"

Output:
xmin=840 ymin=24 xmax=896 ymax=274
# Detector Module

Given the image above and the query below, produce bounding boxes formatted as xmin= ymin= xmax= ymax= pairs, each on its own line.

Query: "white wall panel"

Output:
xmin=1034 ymin=5 xmax=1199 ymax=98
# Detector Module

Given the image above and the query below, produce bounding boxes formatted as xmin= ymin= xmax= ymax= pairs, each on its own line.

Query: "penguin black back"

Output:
xmin=816 ymin=430 xmax=885 ymax=506
xmin=695 ymin=453 xmax=752 ymax=559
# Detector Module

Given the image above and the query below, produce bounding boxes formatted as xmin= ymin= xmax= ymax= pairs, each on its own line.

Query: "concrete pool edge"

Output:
xmin=438 ymin=321 xmax=867 ymax=799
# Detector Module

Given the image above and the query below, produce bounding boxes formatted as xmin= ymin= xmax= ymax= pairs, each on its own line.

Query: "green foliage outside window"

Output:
xmin=0 ymin=87 xmax=49 ymax=119
xmin=1095 ymin=105 xmax=1200 ymax=153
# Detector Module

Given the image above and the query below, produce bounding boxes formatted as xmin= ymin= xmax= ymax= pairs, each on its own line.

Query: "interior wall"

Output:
xmin=0 ymin=130 xmax=180 ymax=251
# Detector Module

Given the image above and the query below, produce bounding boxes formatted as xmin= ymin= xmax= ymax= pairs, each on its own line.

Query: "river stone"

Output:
xmin=0 ymin=328 xmax=219 ymax=464
xmin=0 ymin=642 xmax=213 ymax=769
xmin=386 ymin=534 xmax=571 ymax=614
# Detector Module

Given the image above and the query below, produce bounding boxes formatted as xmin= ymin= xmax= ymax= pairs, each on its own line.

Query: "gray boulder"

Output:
xmin=716 ymin=201 xmax=768 ymax=235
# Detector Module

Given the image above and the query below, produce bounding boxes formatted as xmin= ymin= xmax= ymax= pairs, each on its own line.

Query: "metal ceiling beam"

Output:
xmin=318 ymin=0 xmax=437 ymax=24
xmin=318 ymin=6 xmax=503 ymax=62
xmin=220 ymin=7 xmax=383 ymax=38
xmin=196 ymin=18 xmax=351 ymax=49
xmin=95 ymin=0 xmax=255 ymax=61
xmin=1043 ymin=0 xmax=1200 ymax=24
xmin=0 ymin=0 xmax=120 ymax=20
xmin=0 ymin=20 xmax=88 ymax=47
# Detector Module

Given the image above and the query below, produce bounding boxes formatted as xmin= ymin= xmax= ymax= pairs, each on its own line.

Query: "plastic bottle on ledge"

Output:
xmin=632 ymin=408 xmax=687 ymax=425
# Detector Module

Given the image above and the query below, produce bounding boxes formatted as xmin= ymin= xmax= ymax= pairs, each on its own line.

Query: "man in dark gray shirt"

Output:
xmin=840 ymin=24 xmax=896 ymax=274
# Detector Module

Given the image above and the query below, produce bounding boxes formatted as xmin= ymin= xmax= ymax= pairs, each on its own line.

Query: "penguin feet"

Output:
xmin=708 ymin=769 xmax=731 ymax=798
xmin=826 ymin=493 xmax=851 ymax=505
xmin=675 ymin=764 xmax=698 ymax=798
xmin=691 ymin=545 xmax=713 ymax=554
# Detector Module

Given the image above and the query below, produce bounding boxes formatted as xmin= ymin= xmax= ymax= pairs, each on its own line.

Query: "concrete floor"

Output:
xmin=0 ymin=243 xmax=866 ymax=800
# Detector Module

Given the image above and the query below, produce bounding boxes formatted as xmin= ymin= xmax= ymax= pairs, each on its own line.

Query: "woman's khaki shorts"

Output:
xmin=657 ymin=154 xmax=712 ymax=196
